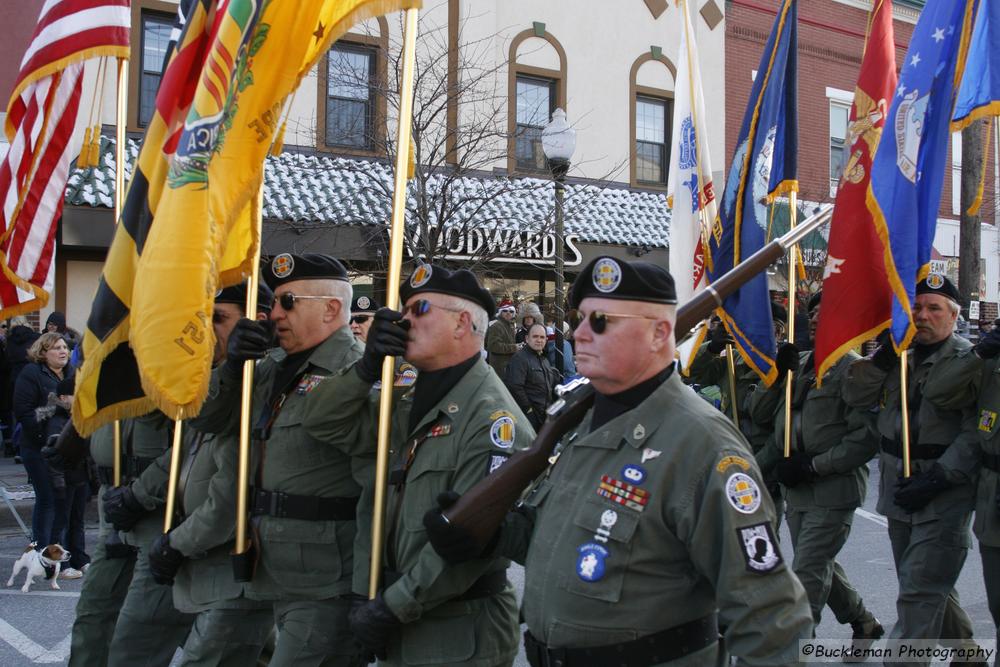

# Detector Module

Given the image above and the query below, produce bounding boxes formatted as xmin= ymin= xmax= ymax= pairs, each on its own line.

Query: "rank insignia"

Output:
xmin=725 ymin=473 xmax=761 ymax=514
xmin=737 ymin=522 xmax=783 ymax=574
xmin=490 ymin=412 xmax=516 ymax=449
xmin=716 ymin=455 xmax=751 ymax=474
xmin=576 ymin=543 xmax=609 ymax=582
xmin=979 ymin=409 xmax=997 ymax=433
xmin=632 ymin=424 xmax=646 ymax=440
xmin=620 ymin=464 xmax=646 ymax=485
xmin=447 ymin=403 xmax=459 ymax=414
xmin=597 ymin=475 xmax=649 ymax=511
xmin=295 ymin=374 xmax=324 ymax=395
xmin=487 ymin=453 xmax=509 ymax=476
xmin=394 ymin=364 xmax=418 ymax=387
xmin=426 ymin=424 xmax=451 ymax=438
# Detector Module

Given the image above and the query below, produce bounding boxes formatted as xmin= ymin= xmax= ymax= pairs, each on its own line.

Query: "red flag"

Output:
xmin=814 ymin=0 xmax=896 ymax=381
xmin=0 ymin=0 xmax=129 ymax=318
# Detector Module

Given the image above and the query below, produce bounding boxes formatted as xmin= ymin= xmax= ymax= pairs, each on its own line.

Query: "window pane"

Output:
xmin=328 ymin=99 xmax=368 ymax=148
xmin=329 ymin=47 xmax=371 ymax=100
xmin=830 ymin=145 xmax=845 ymax=182
xmin=139 ymin=73 xmax=160 ymax=127
xmin=636 ymin=98 xmax=666 ymax=143
xmin=829 ymin=103 xmax=849 ymax=141
xmin=636 ymin=141 xmax=664 ymax=184
xmin=516 ymin=124 xmax=545 ymax=171
xmin=139 ymin=15 xmax=172 ymax=126
xmin=516 ymin=78 xmax=551 ymax=127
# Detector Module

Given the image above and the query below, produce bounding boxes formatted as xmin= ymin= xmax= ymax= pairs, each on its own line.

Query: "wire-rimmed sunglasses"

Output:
xmin=350 ymin=314 xmax=371 ymax=325
xmin=402 ymin=299 xmax=466 ymax=318
xmin=571 ymin=309 xmax=661 ymax=334
xmin=273 ymin=292 xmax=340 ymax=311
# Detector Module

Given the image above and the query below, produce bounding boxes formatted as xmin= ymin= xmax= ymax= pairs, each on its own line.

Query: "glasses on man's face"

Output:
xmin=350 ymin=314 xmax=370 ymax=325
xmin=402 ymin=299 xmax=465 ymax=318
xmin=273 ymin=292 xmax=339 ymax=311
xmin=573 ymin=310 xmax=661 ymax=335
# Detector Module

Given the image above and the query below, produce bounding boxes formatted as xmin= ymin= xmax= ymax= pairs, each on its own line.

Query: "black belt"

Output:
xmin=524 ymin=613 xmax=719 ymax=667
xmin=983 ymin=453 xmax=1000 ymax=473
xmin=250 ymin=487 xmax=358 ymax=521
xmin=96 ymin=456 xmax=157 ymax=486
xmin=880 ymin=437 xmax=948 ymax=461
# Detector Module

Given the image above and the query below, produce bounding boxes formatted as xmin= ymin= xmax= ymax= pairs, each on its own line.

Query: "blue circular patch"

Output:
xmin=621 ymin=464 xmax=646 ymax=485
xmin=576 ymin=543 xmax=609 ymax=582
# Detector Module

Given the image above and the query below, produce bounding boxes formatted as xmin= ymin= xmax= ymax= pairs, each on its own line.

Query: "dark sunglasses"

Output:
xmin=273 ymin=292 xmax=340 ymax=311
xmin=402 ymin=299 xmax=465 ymax=318
xmin=573 ymin=310 xmax=661 ymax=335
xmin=350 ymin=314 xmax=370 ymax=325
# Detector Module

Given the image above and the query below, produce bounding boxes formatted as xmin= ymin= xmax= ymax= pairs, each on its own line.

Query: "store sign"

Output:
xmin=405 ymin=226 xmax=583 ymax=266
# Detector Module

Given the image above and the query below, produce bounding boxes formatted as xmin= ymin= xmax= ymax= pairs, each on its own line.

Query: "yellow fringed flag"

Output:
xmin=73 ymin=0 xmax=421 ymax=435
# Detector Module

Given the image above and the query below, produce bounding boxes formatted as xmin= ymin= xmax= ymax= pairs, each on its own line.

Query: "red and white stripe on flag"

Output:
xmin=0 ymin=0 xmax=128 ymax=318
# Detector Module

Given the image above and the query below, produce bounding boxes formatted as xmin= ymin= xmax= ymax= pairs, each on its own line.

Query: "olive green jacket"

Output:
xmin=750 ymin=351 xmax=877 ymax=510
xmin=501 ymin=371 xmax=813 ymax=665
xmin=922 ymin=352 xmax=1000 ymax=545
xmin=844 ymin=334 xmax=980 ymax=523
xmin=485 ymin=319 xmax=517 ymax=377
xmin=192 ymin=326 xmax=366 ymax=600
xmin=304 ymin=356 xmax=532 ymax=666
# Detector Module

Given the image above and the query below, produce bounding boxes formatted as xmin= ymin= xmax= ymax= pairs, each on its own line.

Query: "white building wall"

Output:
xmin=933 ymin=219 xmax=1000 ymax=304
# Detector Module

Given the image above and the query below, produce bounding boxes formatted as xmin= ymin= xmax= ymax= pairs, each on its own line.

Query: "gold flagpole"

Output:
xmin=163 ymin=418 xmax=183 ymax=531
xmin=782 ymin=192 xmax=797 ymax=458
xmin=900 ymin=354 xmax=911 ymax=477
xmin=725 ymin=344 xmax=740 ymax=429
xmin=112 ymin=57 xmax=128 ymax=486
xmin=234 ymin=185 xmax=264 ymax=564
xmin=370 ymin=6 xmax=420 ymax=599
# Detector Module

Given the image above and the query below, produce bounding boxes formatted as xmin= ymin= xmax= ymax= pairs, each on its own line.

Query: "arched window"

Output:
xmin=507 ymin=27 xmax=567 ymax=174
xmin=629 ymin=52 xmax=676 ymax=188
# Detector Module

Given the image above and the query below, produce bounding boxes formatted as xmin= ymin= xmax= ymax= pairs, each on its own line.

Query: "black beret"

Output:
xmin=916 ymin=273 xmax=961 ymax=304
xmin=351 ymin=295 xmax=380 ymax=313
xmin=400 ymin=263 xmax=495 ymax=318
xmin=771 ymin=301 xmax=787 ymax=323
xmin=807 ymin=291 xmax=821 ymax=313
xmin=215 ymin=281 xmax=275 ymax=313
xmin=569 ymin=256 xmax=677 ymax=309
xmin=265 ymin=253 xmax=348 ymax=289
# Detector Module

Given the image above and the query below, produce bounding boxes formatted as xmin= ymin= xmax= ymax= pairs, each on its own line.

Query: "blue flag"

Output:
xmin=953 ymin=0 xmax=998 ymax=129
xmin=869 ymin=0 xmax=979 ymax=350
xmin=707 ymin=0 xmax=797 ymax=386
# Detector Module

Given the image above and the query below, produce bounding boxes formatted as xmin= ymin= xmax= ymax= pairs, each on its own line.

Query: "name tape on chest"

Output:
xmin=597 ymin=474 xmax=649 ymax=511
xmin=737 ymin=522 xmax=783 ymax=574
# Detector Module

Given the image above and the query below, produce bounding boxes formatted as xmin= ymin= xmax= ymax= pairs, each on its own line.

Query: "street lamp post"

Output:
xmin=541 ymin=108 xmax=576 ymax=377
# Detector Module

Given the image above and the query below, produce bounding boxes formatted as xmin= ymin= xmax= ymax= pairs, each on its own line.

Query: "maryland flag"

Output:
xmin=814 ymin=0 xmax=896 ymax=381
xmin=74 ymin=0 xmax=421 ymax=435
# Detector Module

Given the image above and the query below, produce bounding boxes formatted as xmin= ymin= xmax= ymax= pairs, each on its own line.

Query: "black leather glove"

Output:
xmin=706 ymin=325 xmax=736 ymax=354
xmin=894 ymin=465 xmax=952 ymax=513
xmin=775 ymin=343 xmax=799 ymax=381
xmin=225 ymin=318 xmax=275 ymax=370
xmin=41 ymin=444 xmax=66 ymax=471
xmin=47 ymin=422 xmax=88 ymax=469
xmin=775 ymin=452 xmax=816 ymax=488
xmin=422 ymin=491 xmax=484 ymax=564
xmin=975 ymin=327 xmax=1000 ymax=360
xmin=871 ymin=330 xmax=899 ymax=371
xmin=147 ymin=532 xmax=185 ymax=585
xmin=356 ymin=308 xmax=410 ymax=384
xmin=102 ymin=485 xmax=147 ymax=532
xmin=348 ymin=593 xmax=401 ymax=660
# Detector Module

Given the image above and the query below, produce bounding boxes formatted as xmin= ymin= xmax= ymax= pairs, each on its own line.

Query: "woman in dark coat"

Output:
xmin=13 ymin=333 xmax=72 ymax=547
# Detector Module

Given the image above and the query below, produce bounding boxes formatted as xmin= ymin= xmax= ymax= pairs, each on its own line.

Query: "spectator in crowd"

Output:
xmin=545 ymin=323 xmax=576 ymax=378
xmin=6 ymin=316 xmax=39 ymax=460
xmin=504 ymin=323 xmax=560 ymax=430
xmin=515 ymin=301 xmax=543 ymax=345
xmin=41 ymin=375 xmax=91 ymax=578
xmin=44 ymin=311 xmax=81 ymax=350
xmin=13 ymin=332 xmax=72 ymax=548
xmin=486 ymin=299 xmax=518 ymax=376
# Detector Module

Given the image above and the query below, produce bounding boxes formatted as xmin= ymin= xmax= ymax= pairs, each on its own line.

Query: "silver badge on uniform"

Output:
xmin=737 ymin=522 xmax=783 ymax=574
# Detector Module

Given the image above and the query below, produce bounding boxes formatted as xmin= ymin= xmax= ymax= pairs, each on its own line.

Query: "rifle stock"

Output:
xmin=443 ymin=204 xmax=834 ymax=549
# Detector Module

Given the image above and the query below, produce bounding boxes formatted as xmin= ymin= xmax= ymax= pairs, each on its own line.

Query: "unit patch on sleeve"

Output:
xmin=737 ymin=522 xmax=783 ymax=574
xmin=597 ymin=475 xmax=649 ymax=511
xmin=716 ymin=455 xmax=751 ymax=474
xmin=489 ymin=410 xmax=516 ymax=449
xmin=725 ymin=472 xmax=761 ymax=514
xmin=487 ymin=453 xmax=510 ymax=476
xmin=979 ymin=409 xmax=997 ymax=433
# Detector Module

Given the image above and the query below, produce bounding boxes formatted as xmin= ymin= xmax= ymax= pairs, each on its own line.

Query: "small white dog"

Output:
xmin=6 ymin=543 xmax=70 ymax=592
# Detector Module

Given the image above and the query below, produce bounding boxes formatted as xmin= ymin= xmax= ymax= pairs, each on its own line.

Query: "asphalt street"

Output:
xmin=0 ymin=459 xmax=994 ymax=666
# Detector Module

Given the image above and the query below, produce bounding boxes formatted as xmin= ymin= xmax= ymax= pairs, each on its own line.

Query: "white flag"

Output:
xmin=668 ymin=0 xmax=717 ymax=372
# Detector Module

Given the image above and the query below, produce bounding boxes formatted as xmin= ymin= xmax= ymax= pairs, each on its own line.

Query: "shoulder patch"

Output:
xmin=394 ymin=364 xmax=418 ymax=387
xmin=980 ymin=409 xmax=997 ymax=433
xmin=716 ymin=455 xmax=752 ymax=474
xmin=490 ymin=412 xmax=516 ymax=449
xmin=486 ymin=453 xmax=510 ymax=476
xmin=737 ymin=522 xmax=783 ymax=574
xmin=725 ymin=472 xmax=761 ymax=514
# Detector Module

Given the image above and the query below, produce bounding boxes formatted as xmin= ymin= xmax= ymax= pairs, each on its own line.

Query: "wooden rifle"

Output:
xmin=443 ymin=204 xmax=834 ymax=549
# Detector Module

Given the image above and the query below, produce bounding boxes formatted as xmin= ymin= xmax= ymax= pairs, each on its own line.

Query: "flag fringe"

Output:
xmin=815 ymin=318 xmax=890 ymax=387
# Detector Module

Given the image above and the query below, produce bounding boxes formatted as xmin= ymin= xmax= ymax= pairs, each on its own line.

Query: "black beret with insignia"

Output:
xmin=400 ymin=263 xmax=495 ymax=318
xmin=569 ymin=256 xmax=677 ymax=309
xmin=266 ymin=253 xmax=348 ymax=289
xmin=215 ymin=281 xmax=275 ymax=313
xmin=916 ymin=273 xmax=961 ymax=304
xmin=351 ymin=295 xmax=380 ymax=313
xmin=807 ymin=291 xmax=821 ymax=314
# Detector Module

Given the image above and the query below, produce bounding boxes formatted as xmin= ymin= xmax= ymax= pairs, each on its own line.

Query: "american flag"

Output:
xmin=0 ymin=0 xmax=129 ymax=318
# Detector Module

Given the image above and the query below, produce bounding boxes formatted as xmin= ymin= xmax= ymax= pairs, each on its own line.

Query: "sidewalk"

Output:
xmin=0 ymin=452 xmax=99 ymax=536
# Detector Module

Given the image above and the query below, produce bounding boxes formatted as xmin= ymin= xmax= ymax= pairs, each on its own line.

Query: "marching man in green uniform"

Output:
xmin=749 ymin=291 xmax=883 ymax=647
xmin=191 ymin=253 xmax=367 ymax=667
xmin=844 ymin=275 xmax=983 ymax=664
xmin=425 ymin=256 xmax=813 ymax=666
xmin=920 ymin=316 xmax=1000 ymax=649
xmin=306 ymin=264 xmax=530 ymax=666
xmin=142 ymin=281 xmax=276 ymax=666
